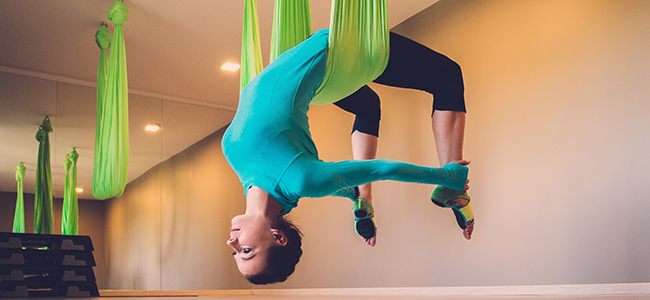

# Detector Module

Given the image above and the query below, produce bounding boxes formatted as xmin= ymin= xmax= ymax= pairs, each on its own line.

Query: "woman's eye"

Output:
xmin=232 ymin=251 xmax=236 ymax=256
xmin=242 ymin=247 xmax=252 ymax=254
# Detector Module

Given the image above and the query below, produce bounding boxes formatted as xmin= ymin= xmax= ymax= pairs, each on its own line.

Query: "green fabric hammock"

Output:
xmin=239 ymin=0 xmax=389 ymax=104
xmin=62 ymin=149 xmax=79 ymax=235
xmin=93 ymin=0 xmax=129 ymax=200
xmin=311 ymin=0 xmax=389 ymax=105
xmin=240 ymin=0 xmax=264 ymax=91
xmin=34 ymin=117 xmax=53 ymax=234
xmin=269 ymin=0 xmax=312 ymax=63
xmin=13 ymin=163 xmax=26 ymax=233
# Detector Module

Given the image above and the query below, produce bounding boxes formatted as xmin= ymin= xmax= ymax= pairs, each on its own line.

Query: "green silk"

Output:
xmin=240 ymin=0 xmax=388 ymax=104
xmin=34 ymin=117 xmax=53 ymax=234
xmin=269 ymin=0 xmax=312 ymax=63
xmin=311 ymin=0 xmax=389 ymax=105
xmin=13 ymin=163 xmax=26 ymax=233
xmin=93 ymin=0 xmax=129 ymax=200
xmin=62 ymin=149 xmax=79 ymax=235
xmin=240 ymin=0 xmax=264 ymax=91
xmin=95 ymin=26 xmax=110 ymax=196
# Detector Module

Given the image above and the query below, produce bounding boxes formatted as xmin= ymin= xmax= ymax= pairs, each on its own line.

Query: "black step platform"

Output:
xmin=0 ymin=232 xmax=99 ymax=297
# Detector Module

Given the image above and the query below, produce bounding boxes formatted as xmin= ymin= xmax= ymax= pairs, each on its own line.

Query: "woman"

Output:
xmin=222 ymin=29 xmax=469 ymax=284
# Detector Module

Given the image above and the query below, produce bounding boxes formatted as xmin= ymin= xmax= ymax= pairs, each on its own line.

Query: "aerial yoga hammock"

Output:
xmin=240 ymin=0 xmax=390 ymax=105
xmin=93 ymin=0 xmax=129 ymax=200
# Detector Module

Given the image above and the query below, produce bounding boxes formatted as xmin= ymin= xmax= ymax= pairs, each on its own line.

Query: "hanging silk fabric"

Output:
xmin=240 ymin=0 xmax=264 ymax=91
xmin=13 ymin=163 xmax=26 ymax=233
xmin=239 ymin=0 xmax=389 ymax=104
xmin=240 ymin=0 xmax=312 ymax=91
xmin=93 ymin=0 xmax=129 ymax=200
xmin=62 ymin=149 xmax=79 ymax=235
xmin=310 ymin=0 xmax=389 ymax=105
xmin=34 ymin=117 xmax=53 ymax=234
xmin=269 ymin=0 xmax=312 ymax=63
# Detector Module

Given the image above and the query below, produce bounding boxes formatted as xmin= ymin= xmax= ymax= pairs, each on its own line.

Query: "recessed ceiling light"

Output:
xmin=221 ymin=62 xmax=241 ymax=72
xmin=145 ymin=124 xmax=160 ymax=132
xmin=75 ymin=187 xmax=84 ymax=193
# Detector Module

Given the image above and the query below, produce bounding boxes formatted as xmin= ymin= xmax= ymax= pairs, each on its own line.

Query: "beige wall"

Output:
xmin=103 ymin=128 xmax=251 ymax=290
xmin=74 ymin=0 xmax=650 ymax=290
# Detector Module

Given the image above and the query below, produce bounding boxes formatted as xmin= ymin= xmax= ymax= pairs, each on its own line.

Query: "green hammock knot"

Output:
xmin=108 ymin=0 xmax=129 ymax=26
xmin=35 ymin=128 xmax=45 ymax=142
xmin=64 ymin=157 xmax=72 ymax=171
xmin=16 ymin=164 xmax=26 ymax=181
xmin=41 ymin=117 xmax=53 ymax=133
xmin=95 ymin=26 xmax=112 ymax=49
xmin=35 ymin=118 xmax=52 ymax=142
xmin=69 ymin=149 xmax=79 ymax=162
xmin=65 ymin=149 xmax=79 ymax=171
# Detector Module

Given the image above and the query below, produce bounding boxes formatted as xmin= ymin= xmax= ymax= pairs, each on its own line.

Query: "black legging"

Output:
xmin=334 ymin=32 xmax=466 ymax=137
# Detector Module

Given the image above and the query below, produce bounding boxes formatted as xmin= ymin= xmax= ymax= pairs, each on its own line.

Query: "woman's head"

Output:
xmin=227 ymin=215 xmax=303 ymax=284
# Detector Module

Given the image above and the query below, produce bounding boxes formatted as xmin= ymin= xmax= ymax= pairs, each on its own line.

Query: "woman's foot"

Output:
xmin=448 ymin=198 xmax=474 ymax=240
xmin=431 ymin=186 xmax=474 ymax=240
xmin=353 ymin=197 xmax=377 ymax=246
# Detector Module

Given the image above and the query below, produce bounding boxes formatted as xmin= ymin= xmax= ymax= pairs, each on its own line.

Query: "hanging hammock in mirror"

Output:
xmin=62 ymin=149 xmax=79 ymax=235
xmin=34 ymin=117 xmax=53 ymax=234
xmin=93 ymin=0 xmax=129 ymax=200
xmin=13 ymin=163 xmax=26 ymax=233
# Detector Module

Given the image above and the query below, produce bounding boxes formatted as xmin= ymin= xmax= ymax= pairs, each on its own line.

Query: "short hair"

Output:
xmin=246 ymin=217 xmax=302 ymax=284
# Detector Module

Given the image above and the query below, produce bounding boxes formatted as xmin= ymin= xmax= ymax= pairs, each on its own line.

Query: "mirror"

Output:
xmin=0 ymin=70 xmax=238 ymax=290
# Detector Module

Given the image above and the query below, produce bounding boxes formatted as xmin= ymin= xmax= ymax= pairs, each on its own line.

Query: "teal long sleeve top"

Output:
xmin=222 ymin=29 xmax=467 ymax=215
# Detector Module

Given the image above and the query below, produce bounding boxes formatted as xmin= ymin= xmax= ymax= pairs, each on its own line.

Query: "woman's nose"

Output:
xmin=226 ymin=237 xmax=237 ymax=247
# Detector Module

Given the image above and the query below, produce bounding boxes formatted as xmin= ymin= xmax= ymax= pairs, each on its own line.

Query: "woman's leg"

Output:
xmin=334 ymin=86 xmax=381 ymax=246
xmin=371 ymin=32 xmax=474 ymax=239
xmin=334 ymin=86 xmax=381 ymax=203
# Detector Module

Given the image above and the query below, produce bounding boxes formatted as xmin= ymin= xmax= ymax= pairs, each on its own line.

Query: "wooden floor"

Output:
xmin=51 ymin=295 xmax=649 ymax=300
xmin=84 ymin=288 xmax=650 ymax=300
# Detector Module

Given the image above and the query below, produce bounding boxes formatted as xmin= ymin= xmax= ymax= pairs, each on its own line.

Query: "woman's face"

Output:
xmin=227 ymin=214 xmax=276 ymax=276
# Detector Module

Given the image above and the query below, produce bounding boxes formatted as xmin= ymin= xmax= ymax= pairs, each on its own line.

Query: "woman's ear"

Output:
xmin=271 ymin=229 xmax=288 ymax=246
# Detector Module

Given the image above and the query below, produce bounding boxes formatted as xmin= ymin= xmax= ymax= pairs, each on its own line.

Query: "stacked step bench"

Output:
xmin=0 ymin=232 xmax=99 ymax=297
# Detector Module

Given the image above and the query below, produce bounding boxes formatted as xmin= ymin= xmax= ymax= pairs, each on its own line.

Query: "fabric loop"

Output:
xmin=95 ymin=26 xmax=111 ymax=50
xmin=108 ymin=1 xmax=129 ymax=26
xmin=35 ymin=128 xmax=45 ymax=142
xmin=64 ymin=156 xmax=72 ymax=171
xmin=69 ymin=149 xmax=79 ymax=162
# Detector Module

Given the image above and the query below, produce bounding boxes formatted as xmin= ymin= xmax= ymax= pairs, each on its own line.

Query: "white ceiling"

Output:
xmin=0 ymin=0 xmax=438 ymax=199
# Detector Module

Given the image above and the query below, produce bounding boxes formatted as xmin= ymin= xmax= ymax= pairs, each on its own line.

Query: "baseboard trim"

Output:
xmin=100 ymin=283 xmax=650 ymax=297
xmin=251 ymin=283 xmax=650 ymax=296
